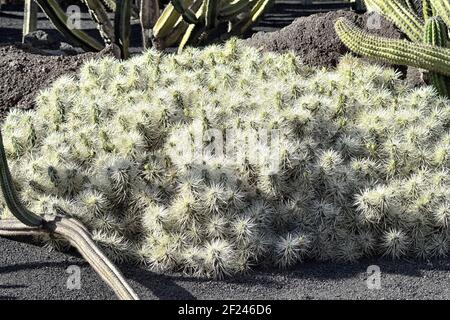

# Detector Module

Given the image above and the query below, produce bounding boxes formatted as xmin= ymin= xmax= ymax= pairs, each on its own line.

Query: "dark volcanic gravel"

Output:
xmin=2 ymin=236 xmax=450 ymax=300
xmin=244 ymin=10 xmax=403 ymax=68
xmin=0 ymin=45 xmax=96 ymax=117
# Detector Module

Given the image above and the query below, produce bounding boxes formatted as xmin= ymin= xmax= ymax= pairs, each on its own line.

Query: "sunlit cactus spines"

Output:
xmin=1 ymin=40 xmax=450 ymax=278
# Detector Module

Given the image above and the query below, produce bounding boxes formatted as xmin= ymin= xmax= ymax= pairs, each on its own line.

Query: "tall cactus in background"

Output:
xmin=153 ymin=0 xmax=274 ymax=51
xmin=335 ymin=0 xmax=450 ymax=97
xmin=32 ymin=0 xmax=158 ymax=58
xmin=27 ymin=0 xmax=273 ymax=56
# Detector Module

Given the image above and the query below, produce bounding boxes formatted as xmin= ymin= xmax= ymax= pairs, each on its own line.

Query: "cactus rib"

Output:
xmin=335 ymin=18 xmax=450 ymax=77
xmin=430 ymin=0 xmax=450 ymax=28
xmin=115 ymin=0 xmax=132 ymax=59
xmin=0 ymin=131 xmax=43 ymax=227
xmin=82 ymin=0 xmax=116 ymax=45
xmin=34 ymin=0 xmax=104 ymax=52
xmin=140 ymin=0 xmax=160 ymax=49
xmin=365 ymin=0 xmax=424 ymax=42
xmin=170 ymin=0 xmax=199 ymax=24
xmin=424 ymin=16 xmax=450 ymax=96
xmin=422 ymin=0 xmax=434 ymax=20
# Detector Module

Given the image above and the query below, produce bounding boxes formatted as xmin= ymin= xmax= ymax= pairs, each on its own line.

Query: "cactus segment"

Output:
xmin=364 ymin=0 xmax=425 ymax=42
xmin=422 ymin=0 xmax=434 ymax=20
xmin=170 ymin=0 xmax=199 ymax=24
xmin=34 ymin=0 xmax=104 ymax=52
xmin=205 ymin=0 xmax=219 ymax=29
xmin=424 ymin=16 xmax=450 ymax=96
xmin=154 ymin=0 xmax=273 ymax=50
xmin=82 ymin=0 xmax=116 ymax=45
xmin=140 ymin=0 xmax=160 ymax=49
xmin=115 ymin=0 xmax=132 ymax=59
xmin=335 ymin=18 xmax=450 ymax=77
xmin=430 ymin=0 xmax=450 ymax=28
xmin=0 ymin=131 xmax=43 ymax=227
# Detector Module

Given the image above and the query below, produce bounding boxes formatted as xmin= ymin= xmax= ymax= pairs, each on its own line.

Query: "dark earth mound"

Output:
xmin=0 ymin=44 xmax=99 ymax=118
xmin=244 ymin=10 xmax=402 ymax=68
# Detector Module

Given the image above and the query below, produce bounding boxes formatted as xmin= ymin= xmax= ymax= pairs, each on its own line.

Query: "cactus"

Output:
xmin=336 ymin=0 xmax=450 ymax=97
xmin=30 ymin=0 xmax=273 ymax=55
xmin=424 ymin=17 xmax=449 ymax=97
xmin=153 ymin=0 xmax=274 ymax=51
xmin=1 ymin=41 xmax=450 ymax=278
xmin=32 ymin=0 xmax=158 ymax=58
xmin=0 ymin=129 xmax=138 ymax=299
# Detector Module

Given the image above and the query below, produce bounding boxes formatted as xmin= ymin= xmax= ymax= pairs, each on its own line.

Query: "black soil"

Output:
xmin=244 ymin=10 xmax=403 ymax=68
xmin=0 ymin=45 xmax=97 ymax=118
xmin=3 ymin=235 xmax=450 ymax=300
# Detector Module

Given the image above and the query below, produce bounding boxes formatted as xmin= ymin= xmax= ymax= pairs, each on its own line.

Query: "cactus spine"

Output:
xmin=0 ymin=129 xmax=138 ymax=300
xmin=2 ymin=41 xmax=450 ymax=277
xmin=335 ymin=0 xmax=450 ymax=97
xmin=424 ymin=17 xmax=450 ymax=96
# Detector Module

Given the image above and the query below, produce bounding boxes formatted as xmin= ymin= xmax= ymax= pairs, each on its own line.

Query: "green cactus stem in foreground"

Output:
xmin=335 ymin=18 xmax=450 ymax=77
xmin=423 ymin=16 xmax=450 ymax=97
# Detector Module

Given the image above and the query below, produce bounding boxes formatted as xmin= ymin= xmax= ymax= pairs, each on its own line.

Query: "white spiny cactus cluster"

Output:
xmin=1 ymin=39 xmax=450 ymax=278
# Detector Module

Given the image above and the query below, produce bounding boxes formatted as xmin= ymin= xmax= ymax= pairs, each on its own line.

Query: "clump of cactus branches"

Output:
xmin=1 ymin=40 xmax=450 ymax=278
xmin=32 ymin=0 xmax=273 ymax=57
xmin=335 ymin=0 xmax=450 ymax=97
xmin=0 ymin=131 xmax=139 ymax=299
xmin=153 ymin=0 xmax=274 ymax=52
xmin=34 ymin=0 xmax=159 ymax=59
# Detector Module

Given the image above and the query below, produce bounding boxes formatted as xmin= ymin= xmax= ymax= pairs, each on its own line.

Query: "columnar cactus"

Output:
xmin=1 ymin=40 xmax=450 ymax=278
xmin=33 ymin=0 xmax=158 ymax=58
xmin=31 ymin=0 xmax=273 ymax=56
xmin=153 ymin=0 xmax=274 ymax=51
xmin=335 ymin=0 xmax=450 ymax=97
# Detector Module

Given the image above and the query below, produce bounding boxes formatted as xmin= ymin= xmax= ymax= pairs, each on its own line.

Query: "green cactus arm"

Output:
xmin=115 ymin=0 xmax=131 ymax=59
xmin=100 ymin=0 xmax=116 ymax=11
xmin=364 ymin=0 xmax=425 ymax=43
xmin=178 ymin=23 xmax=198 ymax=52
xmin=170 ymin=0 xmax=199 ymax=24
xmin=82 ymin=0 xmax=116 ymax=45
xmin=424 ymin=16 xmax=449 ymax=46
xmin=164 ymin=20 xmax=190 ymax=47
xmin=34 ymin=0 xmax=104 ymax=51
xmin=335 ymin=18 xmax=450 ymax=76
xmin=430 ymin=0 xmax=450 ymax=28
xmin=177 ymin=0 xmax=206 ymax=51
xmin=403 ymin=0 xmax=417 ymax=13
xmin=233 ymin=0 xmax=274 ymax=34
xmin=219 ymin=0 xmax=253 ymax=19
xmin=424 ymin=17 xmax=450 ymax=97
xmin=0 ymin=130 xmax=43 ymax=227
xmin=205 ymin=0 xmax=219 ymax=29
xmin=422 ymin=0 xmax=434 ymax=20
xmin=140 ymin=0 xmax=160 ymax=49
xmin=154 ymin=0 xmax=204 ymax=48
xmin=153 ymin=3 xmax=183 ymax=39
